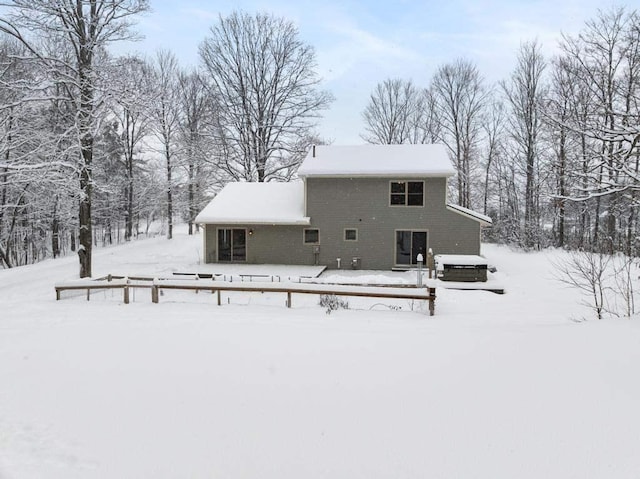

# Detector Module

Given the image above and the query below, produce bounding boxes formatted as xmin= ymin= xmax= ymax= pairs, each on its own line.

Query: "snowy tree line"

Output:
xmin=1 ymin=3 xmax=637 ymax=277
xmin=0 ymin=4 xmax=330 ymax=274
xmin=362 ymin=7 xmax=640 ymax=254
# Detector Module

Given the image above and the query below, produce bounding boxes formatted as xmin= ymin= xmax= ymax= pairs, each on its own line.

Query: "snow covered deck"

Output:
xmin=180 ymin=263 xmax=327 ymax=279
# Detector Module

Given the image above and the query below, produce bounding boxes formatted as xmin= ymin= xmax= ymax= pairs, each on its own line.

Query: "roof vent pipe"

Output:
xmin=312 ymin=144 xmax=316 ymax=157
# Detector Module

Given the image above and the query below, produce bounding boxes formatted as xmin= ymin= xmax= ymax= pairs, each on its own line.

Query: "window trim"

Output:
xmin=303 ymin=228 xmax=320 ymax=245
xmin=344 ymin=228 xmax=358 ymax=242
xmin=389 ymin=180 xmax=424 ymax=207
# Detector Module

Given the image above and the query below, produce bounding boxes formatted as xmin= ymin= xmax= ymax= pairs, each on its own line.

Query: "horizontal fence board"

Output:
xmin=55 ymin=275 xmax=437 ymax=315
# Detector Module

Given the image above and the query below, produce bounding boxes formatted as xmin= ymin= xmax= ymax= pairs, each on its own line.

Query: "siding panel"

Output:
xmin=204 ymin=224 xmax=315 ymax=265
xmin=203 ymin=177 xmax=483 ymax=269
xmin=305 ymin=177 xmax=481 ymax=269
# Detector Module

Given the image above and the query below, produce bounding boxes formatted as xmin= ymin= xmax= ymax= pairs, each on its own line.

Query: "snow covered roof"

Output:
xmin=297 ymin=144 xmax=455 ymax=178
xmin=447 ymin=204 xmax=493 ymax=226
xmin=195 ymin=181 xmax=309 ymax=225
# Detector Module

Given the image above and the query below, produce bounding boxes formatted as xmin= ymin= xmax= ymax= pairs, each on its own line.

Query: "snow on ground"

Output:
xmin=1 ymin=233 xmax=640 ymax=478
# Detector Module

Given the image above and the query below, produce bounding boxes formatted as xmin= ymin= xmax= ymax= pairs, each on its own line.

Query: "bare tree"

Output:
xmin=620 ymin=12 xmax=640 ymax=253
xmin=502 ymin=41 xmax=547 ymax=248
xmin=0 ymin=38 xmax=31 ymax=268
xmin=545 ymin=55 xmax=587 ymax=249
xmin=109 ymin=55 xmax=152 ymax=241
xmin=553 ymin=249 xmax=612 ymax=320
xmin=431 ymin=59 xmax=487 ymax=208
xmin=612 ymin=254 xmax=636 ymax=317
xmin=417 ymin=88 xmax=443 ymax=145
xmin=0 ymin=36 xmax=78 ymax=267
xmin=177 ymin=69 xmax=217 ymax=235
xmin=559 ymin=7 xmax=640 ymax=252
xmin=0 ymin=0 xmax=149 ymax=277
xmin=481 ymin=98 xmax=507 ymax=217
xmin=199 ymin=11 xmax=333 ymax=182
xmin=554 ymin=249 xmax=637 ymax=320
xmin=361 ymin=78 xmax=425 ymax=144
xmin=150 ymin=49 xmax=180 ymax=239
xmin=545 ymin=53 xmax=599 ymax=249
xmin=93 ymin=119 xmax=125 ymax=245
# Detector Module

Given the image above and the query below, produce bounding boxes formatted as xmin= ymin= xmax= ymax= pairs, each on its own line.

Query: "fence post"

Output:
xmin=217 ymin=290 xmax=221 ymax=306
xmin=151 ymin=281 xmax=159 ymax=304
xmin=124 ymin=278 xmax=130 ymax=304
xmin=428 ymin=287 xmax=435 ymax=316
xmin=428 ymin=248 xmax=434 ymax=279
xmin=286 ymin=291 xmax=291 ymax=308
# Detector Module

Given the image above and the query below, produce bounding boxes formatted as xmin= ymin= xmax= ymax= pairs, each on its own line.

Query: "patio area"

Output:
xmin=183 ymin=264 xmax=327 ymax=280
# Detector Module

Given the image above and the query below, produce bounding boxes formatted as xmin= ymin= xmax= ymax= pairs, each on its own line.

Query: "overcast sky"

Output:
xmin=118 ymin=0 xmax=620 ymax=144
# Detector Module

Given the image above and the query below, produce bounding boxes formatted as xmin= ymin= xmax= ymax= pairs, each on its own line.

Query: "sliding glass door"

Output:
xmin=217 ymin=228 xmax=246 ymax=262
xmin=395 ymin=230 xmax=427 ymax=266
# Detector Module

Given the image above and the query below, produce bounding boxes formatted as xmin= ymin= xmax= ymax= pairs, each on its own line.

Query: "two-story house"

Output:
xmin=195 ymin=144 xmax=491 ymax=270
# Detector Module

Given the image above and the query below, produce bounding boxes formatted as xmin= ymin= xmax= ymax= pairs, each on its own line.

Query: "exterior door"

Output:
xmin=395 ymin=230 xmax=427 ymax=265
xmin=217 ymin=228 xmax=246 ymax=262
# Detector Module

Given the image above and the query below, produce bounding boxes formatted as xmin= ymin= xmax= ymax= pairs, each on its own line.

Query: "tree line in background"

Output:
xmin=362 ymin=7 xmax=640 ymax=255
xmin=0 ymin=3 xmax=638 ymax=277
xmin=0 ymin=3 xmax=330 ymax=275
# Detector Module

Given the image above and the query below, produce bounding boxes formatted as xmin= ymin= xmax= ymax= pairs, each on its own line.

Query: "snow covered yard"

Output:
xmin=1 ymin=234 xmax=640 ymax=478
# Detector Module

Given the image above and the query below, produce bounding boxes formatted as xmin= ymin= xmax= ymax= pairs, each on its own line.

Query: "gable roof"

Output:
xmin=297 ymin=144 xmax=455 ymax=178
xmin=195 ymin=181 xmax=309 ymax=225
xmin=447 ymin=204 xmax=493 ymax=226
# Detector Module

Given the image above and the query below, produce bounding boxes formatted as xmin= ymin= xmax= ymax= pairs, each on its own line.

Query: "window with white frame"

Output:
xmin=304 ymin=228 xmax=320 ymax=244
xmin=344 ymin=228 xmax=358 ymax=241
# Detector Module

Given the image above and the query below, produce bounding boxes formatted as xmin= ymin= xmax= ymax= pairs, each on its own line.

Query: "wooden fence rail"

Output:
xmin=55 ymin=277 xmax=437 ymax=315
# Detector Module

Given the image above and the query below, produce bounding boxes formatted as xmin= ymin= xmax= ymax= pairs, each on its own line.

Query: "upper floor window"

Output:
xmin=390 ymin=181 xmax=424 ymax=206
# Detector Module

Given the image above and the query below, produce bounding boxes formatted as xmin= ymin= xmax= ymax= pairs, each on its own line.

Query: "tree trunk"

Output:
xmin=483 ymin=142 xmax=494 ymax=216
xmin=78 ymin=168 xmax=92 ymax=277
xmin=188 ymin=161 xmax=194 ymax=235
xmin=0 ymin=240 xmax=10 ymax=268
xmin=78 ymin=78 xmax=93 ymax=277
xmin=626 ymin=202 xmax=635 ymax=255
xmin=524 ymin=143 xmax=536 ymax=248
xmin=166 ymin=141 xmax=172 ymax=240
xmin=0 ymin=113 xmax=12 ymax=267
xmin=125 ymin=168 xmax=133 ymax=241
xmin=557 ymin=128 xmax=566 ymax=248
xmin=51 ymin=197 xmax=60 ymax=258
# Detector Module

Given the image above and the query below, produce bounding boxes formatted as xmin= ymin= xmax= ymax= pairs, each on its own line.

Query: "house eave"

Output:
xmin=446 ymin=204 xmax=492 ymax=226
xmin=196 ymin=217 xmax=311 ymax=226
xmin=298 ymin=172 xmax=455 ymax=179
